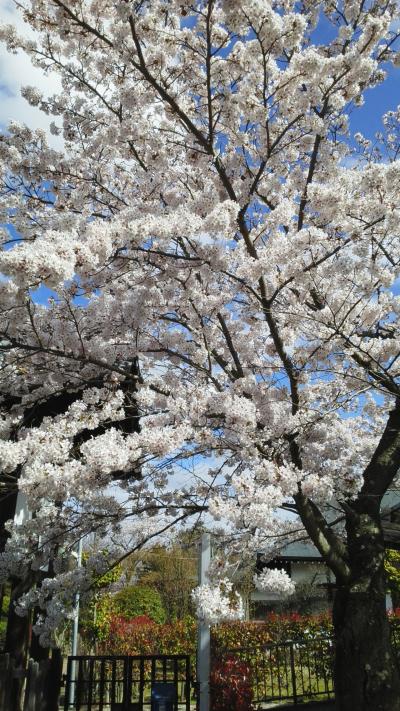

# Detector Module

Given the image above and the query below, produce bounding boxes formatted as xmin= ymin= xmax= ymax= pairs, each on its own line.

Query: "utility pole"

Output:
xmin=197 ymin=532 xmax=211 ymax=711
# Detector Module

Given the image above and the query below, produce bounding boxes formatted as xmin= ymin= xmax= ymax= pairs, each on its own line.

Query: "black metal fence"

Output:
xmin=64 ymin=654 xmax=191 ymax=711
xmin=217 ymin=637 xmax=334 ymax=705
xmin=62 ymin=630 xmax=400 ymax=709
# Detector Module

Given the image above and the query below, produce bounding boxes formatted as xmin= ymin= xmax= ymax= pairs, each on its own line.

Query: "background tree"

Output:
xmin=0 ymin=2 xmax=399 ymax=710
xmin=111 ymin=585 xmax=166 ymax=623
xmin=129 ymin=541 xmax=198 ymax=621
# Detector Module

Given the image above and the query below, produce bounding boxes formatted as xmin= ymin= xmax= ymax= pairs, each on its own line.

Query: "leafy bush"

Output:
xmin=112 ymin=585 xmax=167 ymax=623
xmin=0 ymin=592 xmax=10 ymax=645
xmin=262 ymin=610 xmax=333 ymax=642
xmin=211 ymin=621 xmax=272 ymax=657
xmin=210 ymin=656 xmax=255 ymax=711
xmin=101 ymin=615 xmax=197 ymax=659
xmin=132 ymin=543 xmax=198 ymax=620
xmin=385 ymin=550 xmax=400 ymax=607
xmin=80 ymin=585 xmax=167 ymax=649
xmin=211 ymin=611 xmax=333 ymax=658
xmin=91 ymin=607 xmax=398 ymax=661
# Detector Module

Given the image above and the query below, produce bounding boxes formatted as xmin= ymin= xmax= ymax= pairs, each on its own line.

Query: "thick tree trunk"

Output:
xmin=333 ymin=582 xmax=400 ymax=711
xmin=4 ymin=577 xmax=33 ymax=711
xmin=332 ymin=506 xmax=400 ymax=711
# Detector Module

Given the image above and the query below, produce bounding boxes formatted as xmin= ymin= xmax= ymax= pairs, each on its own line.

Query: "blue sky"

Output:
xmin=351 ymin=68 xmax=399 ymax=138
xmin=0 ymin=1 xmax=398 ymax=138
xmin=0 ymin=0 xmax=61 ymax=139
xmin=0 ymin=0 xmax=398 ymax=310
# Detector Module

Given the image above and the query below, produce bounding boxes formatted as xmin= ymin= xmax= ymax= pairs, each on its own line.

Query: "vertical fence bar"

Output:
xmin=139 ymin=657 xmax=145 ymax=710
xmin=123 ymin=658 xmax=129 ymax=709
xmin=127 ymin=657 xmax=133 ymax=709
xmin=289 ymin=643 xmax=298 ymax=705
xmin=98 ymin=660 xmax=105 ymax=711
xmin=86 ymin=658 xmax=94 ymax=711
xmin=64 ymin=657 xmax=72 ymax=711
xmin=268 ymin=647 xmax=274 ymax=700
xmin=76 ymin=659 xmax=84 ymax=711
xmin=111 ymin=659 xmax=116 ymax=707
xmin=185 ymin=656 xmax=191 ymax=711
xmin=24 ymin=659 xmax=38 ymax=711
xmin=173 ymin=658 xmax=178 ymax=711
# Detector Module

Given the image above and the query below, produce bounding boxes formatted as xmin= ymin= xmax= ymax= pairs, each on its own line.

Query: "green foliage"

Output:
xmin=79 ymin=595 xmax=113 ymax=651
xmin=80 ymin=535 xmax=199 ymax=648
xmin=77 ymin=550 xmax=124 ymax=651
xmin=385 ymin=549 xmax=400 ymax=597
xmin=82 ymin=551 xmax=122 ymax=590
xmin=125 ymin=542 xmax=198 ymax=621
xmin=211 ymin=612 xmax=333 ymax=658
xmin=0 ymin=591 xmax=10 ymax=645
xmin=211 ymin=621 xmax=272 ymax=655
xmin=80 ymin=584 xmax=167 ymax=650
xmin=112 ymin=585 xmax=166 ymax=623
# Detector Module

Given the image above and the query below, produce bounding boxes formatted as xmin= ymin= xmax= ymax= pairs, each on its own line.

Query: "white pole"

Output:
xmin=69 ymin=537 xmax=83 ymax=707
xmin=197 ymin=532 xmax=211 ymax=711
xmin=14 ymin=491 xmax=30 ymax=527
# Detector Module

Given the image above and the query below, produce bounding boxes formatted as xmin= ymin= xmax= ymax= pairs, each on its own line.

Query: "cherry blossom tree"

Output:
xmin=0 ymin=1 xmax=399 ymax=709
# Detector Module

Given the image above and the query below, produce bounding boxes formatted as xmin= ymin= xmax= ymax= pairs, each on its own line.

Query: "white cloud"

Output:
xmin=0 ymin=0 xmax=62 ymax=142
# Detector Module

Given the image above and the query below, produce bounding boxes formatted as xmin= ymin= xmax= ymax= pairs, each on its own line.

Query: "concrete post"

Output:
xmin=69 ymin=537 xmax=83 ymax=707
xmin=197 ymin=532 xmax=211 ymax=711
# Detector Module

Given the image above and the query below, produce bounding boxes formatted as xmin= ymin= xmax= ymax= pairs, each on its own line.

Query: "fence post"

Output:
xmin=0 ymin=653 xmax=11 ymax=710
xmin=64 ymin=657 xmax=72 ymax=711
xmin=45 ymin=650 xmax=63 ymax=711
xmin=23 ymin=659 xmax=39 ymax=711
xmin=288 ymin=642 xmax=298 ymax=705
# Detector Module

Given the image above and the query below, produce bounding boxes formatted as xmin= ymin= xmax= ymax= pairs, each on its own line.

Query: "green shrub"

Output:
xmin=211 ymin=621 xmax=272 ymax=657
xmin=0 ymin=593 xmax=10 ymax=644
xmin=112 ymin=585 xmax=167 ymax=623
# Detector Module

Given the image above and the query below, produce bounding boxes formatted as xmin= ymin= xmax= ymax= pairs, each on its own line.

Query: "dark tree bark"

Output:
xmin=44 ymin=648 xmax=63 ymax=711
xmin=4 ymin=576 xmax=33 ymax=711
xmin=296 ymin=401 xmax=400 ymax=711
xmin=333 ymin=503 xmax=400 ymax=711
xmin=29 ymin=608 xmax=50 ymax=663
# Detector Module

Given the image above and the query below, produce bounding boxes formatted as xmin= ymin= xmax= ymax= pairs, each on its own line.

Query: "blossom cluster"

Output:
xmin=0 ymin=0 xmax=398 ymax=637
xmin=253 ymin=569 xmax=296 ymax=598
xmin=191 ymin=579 xmax=244 ymax=625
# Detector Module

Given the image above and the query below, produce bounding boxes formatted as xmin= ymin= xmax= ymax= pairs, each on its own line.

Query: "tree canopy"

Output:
xmin=0 ymin=4 xmax=400 ymax=704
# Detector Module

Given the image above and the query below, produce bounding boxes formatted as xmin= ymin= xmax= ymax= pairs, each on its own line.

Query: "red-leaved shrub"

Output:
xmin=210 ymin=656 xmax=255 ymax=711
xmin=99 ymin=614 xmax=197 ymax=660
